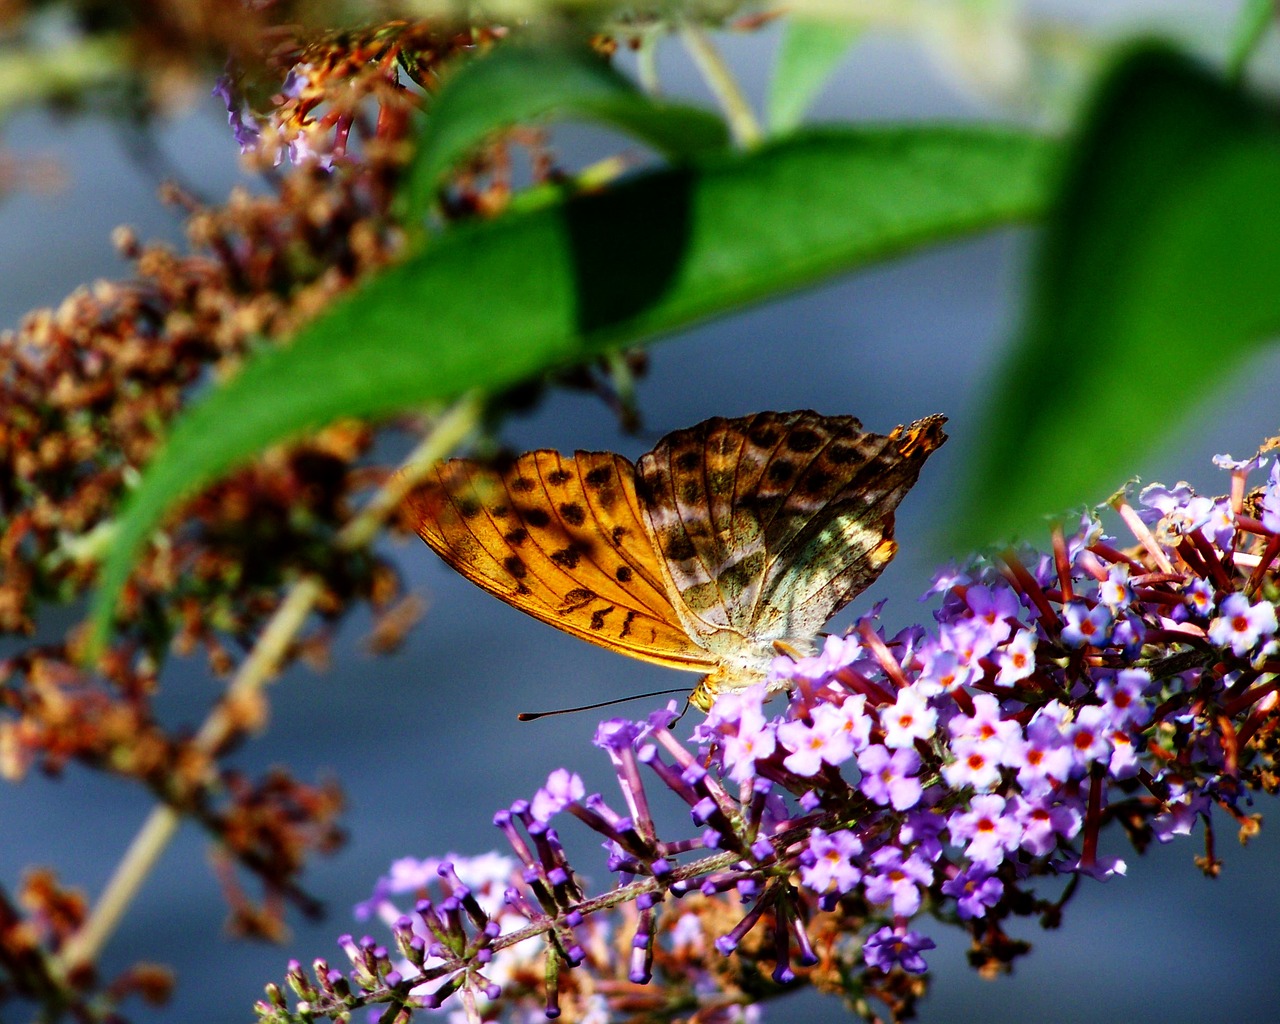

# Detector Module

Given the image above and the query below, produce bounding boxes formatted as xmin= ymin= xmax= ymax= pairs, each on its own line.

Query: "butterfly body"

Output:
xmin=408 ymin=411 xmax=946 ymax=710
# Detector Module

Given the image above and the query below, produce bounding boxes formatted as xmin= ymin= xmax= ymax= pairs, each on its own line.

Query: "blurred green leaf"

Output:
xmin=88 ymin=126 xmax=1056 ymax=655
xmin=1228 ymin=0 xmax=1275 ymax=81
xmin=403 ymin=42 xmax=730 ymax=219
xmin=956 ymin=45 xmax=1280 ymax=549
xmin=767 ymin=17 xmax=861 ymax=134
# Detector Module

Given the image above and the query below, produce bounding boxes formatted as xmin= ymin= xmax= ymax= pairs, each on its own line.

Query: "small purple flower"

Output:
xmin=1183 ymin=578 xmax=1215 ymax=618
xmin=1097 ymin=669 xmax=1153 ymax=729
xmin=530 ymin=769 xmax=584 ymax=823
xmin=856 ymin=745 xmax=923 ymax=811
xmin=895 ymin=807 xmax=944 ymax=861
xmin=1263 ymin=461 xmax=1280 ymax=533
xmin=964 ymin=584 xmax=1020 ymax=644
xmin=707 ymin=687 xmax=776 ymax=783
xmin=1107 ymin=728 xmax=1141 ymax=779
xmin=924 ymin=564 xmax=971 ymax=597
xmin=941 ymin=867 xmax=1004 ymax=920
xmin=1006 ymin=707 xmax=1073 ymax=795
xmin=783 ymin=633 xmax=865 ymax=682
xmin=863 ymin=846 xmax=934 ymax=916
xmin=594 ymin=718 xmax=643 ymax=751
xmin=915 ymin=645 xmax=971 ymax=696
xmin=1065 ymin=705 xmax=1112 ymax=767
xmin=947 ymin=794 xmax=1021 ymax=869
xmin=1096 ymin=565 xmax=1133 ymax=611
xmin=777 ymin=700 xmax=861 ymax=775
xmin=1213 ymin=452 xmax=1266 ymax=474
xmin=863 ymin=926 xmax=935 ymax=974
xmin=947 ymin=692 xmax=1020 ymax=751
xmin=1060 ymin=855 xmax=1128 ymax=881
xmin=1138 ymin=481 xmax=1197 ymax=524
xmin=1012 ymin=793 xmax=1082 ymax=855
xmin=994 ymin=628 xmax=1037 ymax=687
xmin=941 ymin=737 xmax=1003 ymax=792
xmin=212 ymin=73 xmax=262 ymax=152
xmin=880 ymin=686 xmax=937 ymax=748
xmin=940 ymin=618 xmax=999 ymax=673
xmin=1152 ymin=783 xmax=1209 ymax=842
xmin=1061 ymin=601 xmax=1114 ymax=648
xmin=821 ymin=694 xmax=872 ymax=756
xmin=1208 ymin=592 xmax=1278 ymax=657
xmin=799 ymin=827 xmax=863 ymax=896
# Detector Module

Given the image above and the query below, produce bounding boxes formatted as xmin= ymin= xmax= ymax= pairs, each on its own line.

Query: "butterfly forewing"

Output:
xmin=408 ymin=450 xmax=717 ymax=672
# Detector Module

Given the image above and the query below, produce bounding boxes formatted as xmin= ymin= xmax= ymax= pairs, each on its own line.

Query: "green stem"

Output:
xmin=679 ymin=24 xmax=763 ymax=148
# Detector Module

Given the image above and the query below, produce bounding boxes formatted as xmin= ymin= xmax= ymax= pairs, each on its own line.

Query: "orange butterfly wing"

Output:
xmin=407 ymin=449 xmax=718 ymax=673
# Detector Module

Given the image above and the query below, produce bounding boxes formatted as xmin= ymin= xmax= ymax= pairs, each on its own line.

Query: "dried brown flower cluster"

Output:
xmin=0 ymin=19 xmax=504 ymax=1019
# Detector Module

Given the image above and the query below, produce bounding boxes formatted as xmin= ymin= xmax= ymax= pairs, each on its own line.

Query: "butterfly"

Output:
xmin=406 ymin=410 xmax=946 ymax=710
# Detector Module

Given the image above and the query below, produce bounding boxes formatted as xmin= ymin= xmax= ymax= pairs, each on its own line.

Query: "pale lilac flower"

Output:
xmin=941 ymin=867 xmax=1004 ymax=920
xmin=1107 ymin=728 xmax=1141 ymax=779
xmin=947 ymin=693 xmax=1020 ymax=753
xmin=818 ymin=694 xmax=872 ymax=758
xmin=964 ymin=584 xmax=1019 ymax=644
xmin=1097 ymin=565 xmax=1133 ymax=610
xmin=777 ymin=714 xmax=843 ymax=776
xmin=863 ymin=846 xmax=933 ymax=916
xmin=1208 ymin=593 xmax=1278 ymax=657
xmin=1213 ymin=452 xmax=1266 ymax=474
xmin=994 ymin=628 xmax=1037 ymax=687
xmin=1263 ymin=461 xmax=1280 ymax=533
xmin=799 ymin=827 xmax=863 ymax=895
xmin=1183 ymin=578 xmax=1215 ymax=618
xmin=710 ymin=687 xmax=776 ymax=783
xmin=1201 ymin=500 xmax=1236 ymax=550
xmin=915 ymin=645 xmax=971 ymax=695
xmin=1097 ymin=669 xmax=1153 ymax=728
xmin=857 ymin=745 xmax=923 ymax=810
xmin=1065 ymin=705 xmax=1112 ymax=767
xmin=1006 ymin=707 xmax=1074 ymax=795
xmin=941 ymin=737 xmax=1004 ymax=792
xmin=923 ymin=563 xmax=971 ymax=596
xmin=1061 ymin=601 xmax=1113 ymax=648
xmin=1138 ymin=481 xmax=1197 ymax=523
xmin=898 ymin=809 xmax=946 ymax=862
xmin=1012 ymin=793 xmax=1082 ymax=856
xmin=940 ymin=618 xmax=999 ymax=672
xmin=947 ymin=794 xmax=1021 ymax=868
xmin=531 ymin=769 xmax=585 ymax=823
xmin=880 ymin=686 xmax=937 ymax=748
xmin=1152 ymin=783 xmax=1209 ymax=842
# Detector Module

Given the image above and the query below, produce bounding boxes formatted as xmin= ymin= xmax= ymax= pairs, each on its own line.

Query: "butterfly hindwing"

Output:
xmin=753 ymin=414 xmax=948 ymax=638
xmin=636 ymin=411 xmax=947 ymax=644
xmin=408 ymin=450 xmax=717 ymax=672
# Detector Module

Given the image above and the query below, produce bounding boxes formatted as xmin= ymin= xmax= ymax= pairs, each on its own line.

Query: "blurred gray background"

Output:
xmin=5 ymin=4 xmax=1280 ymax=1023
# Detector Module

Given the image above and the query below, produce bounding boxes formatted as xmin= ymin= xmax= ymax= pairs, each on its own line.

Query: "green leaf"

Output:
xmin=767 ymin=17 xmax=861 ymax=134
xmin=87 ymin=126 xmax=1057 ymax=655
xmin=955 ymin=45 xmax=1280 ymax=549
xmin=1228 ymin=0 xmax=1275 ymax=81
xmin=403 ymin=42 xmax=731 ymax=219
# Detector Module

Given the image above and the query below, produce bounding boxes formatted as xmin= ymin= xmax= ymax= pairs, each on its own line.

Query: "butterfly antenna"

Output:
xmin=518 ymin=687 xmax=690 ymax=722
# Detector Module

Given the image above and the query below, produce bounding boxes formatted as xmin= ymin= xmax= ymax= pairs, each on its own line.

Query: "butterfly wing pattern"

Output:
xmin=407 ymin=449 xmax=719 ymax=672
xmin=408 ymin=411 xmax=946 ymax=710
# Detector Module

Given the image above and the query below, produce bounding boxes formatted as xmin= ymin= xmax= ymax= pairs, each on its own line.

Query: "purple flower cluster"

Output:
xmin=260 ymin=453 xmax=1280 ymax=1024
